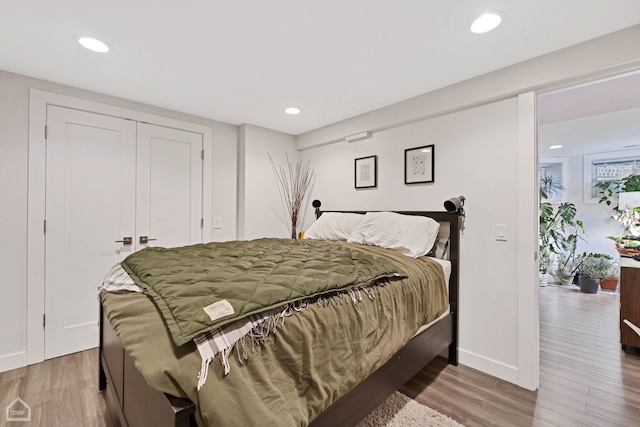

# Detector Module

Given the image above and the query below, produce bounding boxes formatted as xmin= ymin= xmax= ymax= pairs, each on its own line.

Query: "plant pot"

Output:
xmin=578 ymin=277 xmax=600 ymax=294
xmin=552 ymin=269 xmax=575 ymax=286
xmin=539 ymin=271 xmax=548 ymax=287
xmin=599 ymin=276 xmax=619 ymax=291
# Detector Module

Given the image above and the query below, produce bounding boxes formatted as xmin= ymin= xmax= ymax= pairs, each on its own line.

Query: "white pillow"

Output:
xmin=347 ymin=212 xmax=440 ymax=258
xmin=304 ymin=212 xmax=365 ymax=241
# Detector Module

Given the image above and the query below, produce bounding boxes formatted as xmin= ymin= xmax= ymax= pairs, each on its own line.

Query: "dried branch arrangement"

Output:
xmin=269 ymin=154 xmax=315 ymax=238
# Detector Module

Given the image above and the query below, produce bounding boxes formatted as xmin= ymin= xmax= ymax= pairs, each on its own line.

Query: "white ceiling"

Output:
xmin=2 ymin=1 xmax=640 ymax=135
xmin=539 ymin=72 xmax=640 ymax=157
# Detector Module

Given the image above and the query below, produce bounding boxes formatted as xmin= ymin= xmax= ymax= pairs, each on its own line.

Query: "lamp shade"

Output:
xmin=618 ymin=191 xmax=640 ymax=210
xmin=444 ymin=196 xmax=465 ymax=213
xmin=312 ymin=199 xmax=322 ymax=219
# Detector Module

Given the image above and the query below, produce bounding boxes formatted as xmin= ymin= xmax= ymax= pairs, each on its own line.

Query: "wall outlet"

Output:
xmin=214 ymin=217 xmax=222 ymax=229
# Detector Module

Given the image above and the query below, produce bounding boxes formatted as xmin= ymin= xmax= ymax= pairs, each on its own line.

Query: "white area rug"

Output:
xmin=357 ymin=392 xmax=465 ymax=427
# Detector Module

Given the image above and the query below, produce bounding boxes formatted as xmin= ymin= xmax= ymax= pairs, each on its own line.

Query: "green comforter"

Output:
xmin=102 ymin=240 xmax=448 ymax=427
xmin=120 ymin=238 xmax=404 ymax=346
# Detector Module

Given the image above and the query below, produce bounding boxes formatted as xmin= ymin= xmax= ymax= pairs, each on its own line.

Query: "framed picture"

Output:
xmin=354 ymin=155 xmax=377 ymax=189
xmin=404 ymin=144 xmax=434 ymax=184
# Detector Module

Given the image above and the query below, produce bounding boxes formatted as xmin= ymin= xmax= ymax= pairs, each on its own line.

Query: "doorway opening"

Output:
xmin=536 ymin=71 xmax=640 ymax=421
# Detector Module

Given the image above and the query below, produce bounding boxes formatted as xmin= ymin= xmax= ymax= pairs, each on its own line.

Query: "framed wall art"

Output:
xmin=354 ymin=155 xmax=377 ymax=189
xmin=405 ymin=145 xmax=434 ymax=184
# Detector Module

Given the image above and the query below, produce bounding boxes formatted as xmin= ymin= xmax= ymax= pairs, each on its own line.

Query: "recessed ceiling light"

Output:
xmin=78 ymin=37 xmax=110 ymax=53
xmin=549 ymin=145 xmax=563 ymax=150
xmin=284 ymin=107 xmax=300 ymax=115
xmin=470 ymin=13 xmax=502 ymax=34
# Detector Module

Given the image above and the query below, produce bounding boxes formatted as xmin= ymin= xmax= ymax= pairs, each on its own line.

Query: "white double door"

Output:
xmin=44 ymin=106 xmax=203 ymax=359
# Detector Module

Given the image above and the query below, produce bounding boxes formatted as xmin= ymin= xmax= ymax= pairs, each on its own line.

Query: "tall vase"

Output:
xmin=291 ymin=224 xmax=297 ymax=239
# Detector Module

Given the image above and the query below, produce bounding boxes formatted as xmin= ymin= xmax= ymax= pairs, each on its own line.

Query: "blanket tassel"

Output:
xmin=237 ymin=337 xmax=248 ymax=366
xmin=219 ymin=347 xmax=232 ymax=377
xmin=195 ymin=278 xmax=395 ymax=383
xmin=196 ymin=356 xmax=213 ymax=391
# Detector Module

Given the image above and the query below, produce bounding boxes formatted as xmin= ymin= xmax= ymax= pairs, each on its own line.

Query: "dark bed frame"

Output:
xmin=99 ymin=204 xmax=462 ymax=427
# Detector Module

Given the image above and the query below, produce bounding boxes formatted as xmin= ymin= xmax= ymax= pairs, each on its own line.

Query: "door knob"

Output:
xmin=139 ymin=236 xmax=157 ymax=244
xmin=115 ymin=237 xmax=132 ymax=245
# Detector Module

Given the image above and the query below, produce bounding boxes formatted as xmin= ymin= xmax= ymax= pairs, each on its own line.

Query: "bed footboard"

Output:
xmin=99 ymin=301 xmax=452 ymax=427
xmin=99 ymin=303 xmax=196 ymax=427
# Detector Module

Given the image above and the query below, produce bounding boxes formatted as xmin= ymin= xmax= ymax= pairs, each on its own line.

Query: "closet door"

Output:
xmin=136 ymin=123 xmax=203 ymax=249
xmin=45 ymin=106 xmax=136 ymax=359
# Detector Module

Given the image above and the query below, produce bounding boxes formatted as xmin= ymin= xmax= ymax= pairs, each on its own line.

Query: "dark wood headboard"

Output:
xmin=311 ymin=200 xmax=462 ymax=365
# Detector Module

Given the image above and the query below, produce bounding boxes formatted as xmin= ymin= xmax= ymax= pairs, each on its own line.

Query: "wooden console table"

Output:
xmin=620 ymin=258 xmax=640 ymax=351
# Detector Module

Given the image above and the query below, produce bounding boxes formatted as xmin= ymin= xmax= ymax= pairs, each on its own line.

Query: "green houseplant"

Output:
xmin=539 ymin=247 xmax=552 ymax=286
xmin=576 ymin=253 xmax=614 ymax=293
xmin=599 ymin=260 xmax=620 ymax=291
xmin=596 ymin=175 xmax=640 ymax=249
xmin=552 ymin=233 xmax=581 ymax=285
xmin=595 ymin=174 xmax=640 ymax=208
xmin=539 ymin=176 xmax=585 ymax=285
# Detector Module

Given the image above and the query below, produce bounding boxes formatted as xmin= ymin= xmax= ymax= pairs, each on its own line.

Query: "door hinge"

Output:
xmin=201 ymin=150 xmax=204 ymax=160
xmin=201 ymin=218 xmax=204 ymax=229
xmin=44 ymin=125 xmax=48 ymax=139
xmin=43 ymin=219 xmax=47 ymax=234
xmin=43 ymin=314 xmax=46 ymax=328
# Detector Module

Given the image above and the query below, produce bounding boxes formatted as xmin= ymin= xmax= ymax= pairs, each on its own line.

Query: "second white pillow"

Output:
xmin=347 ymin=211 xmax=440 ymax=258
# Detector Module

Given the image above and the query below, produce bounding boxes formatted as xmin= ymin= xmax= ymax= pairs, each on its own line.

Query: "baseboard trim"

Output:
xmin=0 ymin=351 xmax=27 ymax=374
xmin=459 ymin=349 xmax=518 ymax=385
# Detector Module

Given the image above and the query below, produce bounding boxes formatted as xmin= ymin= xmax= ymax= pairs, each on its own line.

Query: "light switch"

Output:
xmin=214 ymin=217 xmax=222 ymax=229
xmin=496 ymin=224 xmax=507 ymax=241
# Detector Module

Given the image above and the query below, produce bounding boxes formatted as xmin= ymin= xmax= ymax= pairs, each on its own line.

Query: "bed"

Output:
xmin=98 ymin=204 xmax=462 ymax=427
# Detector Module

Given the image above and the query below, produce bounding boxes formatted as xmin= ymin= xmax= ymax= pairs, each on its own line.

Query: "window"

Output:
xmin=539 ymin=157 xmax=567 ymax=203
xmin=583 ymin=149 xmax=640 ymax=203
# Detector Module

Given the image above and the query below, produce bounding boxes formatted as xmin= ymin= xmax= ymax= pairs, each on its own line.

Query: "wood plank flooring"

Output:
xmin=401 ymin=284 xmax=640 ymax=426
xmin=0 ymin=349 xmax=118 ymax=427
xmin=1 ymin=284 xmax=639 ymax=426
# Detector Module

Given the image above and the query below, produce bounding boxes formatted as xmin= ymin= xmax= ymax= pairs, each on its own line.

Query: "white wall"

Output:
xmin=302 ymin=98 xmax=522 ymax=381
xmin=237 ymin=124 xmax=301 ymax=240
xmin=0 ymin=73 xmax=29 ymax=371
xmin=296 ymin=24 xmax=640 ymax=389
xmin=297 ymin=25 xmax=640 ymax=150
xmin=565 ymin=154 xmax=623 ymax=258
xmin=0 ymin=70 xmax=238 ymax=372
xmin=211 ymin=123 xmax=240 ymax=243
xmin=3 ymin=23 xmax=640 ymax=383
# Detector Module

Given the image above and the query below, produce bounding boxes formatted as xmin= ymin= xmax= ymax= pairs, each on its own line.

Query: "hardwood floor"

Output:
xmin=1 ymin=284 xmax=639 ymax=426
xmin=401 ymin=284 xmax=640 ymax=426
xmin=0 ymin=349 xmax=119 ymax=427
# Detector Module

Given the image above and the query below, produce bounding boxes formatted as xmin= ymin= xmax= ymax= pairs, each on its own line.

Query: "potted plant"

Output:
xmin=608 ymin=235 xmax=640 ymax=256
xmin=539 ymin=247 xmax=552 ymax=287
xmin=269 ymin=154 xmax=315 ymax=239
xmin=599 ymin=260 xmax=620 ymax=291
xmin=613 ymin=207 xmax=640 ymax=237
xmin=539 ymin=176 xmax=585 ymax=284
xmin=552 ymin=233 xmax=581 ymax=285
xmin=577 ymin=253 xmax=614 ymax=293
xmin=595 ymin=174 xmax=640 ymax=208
